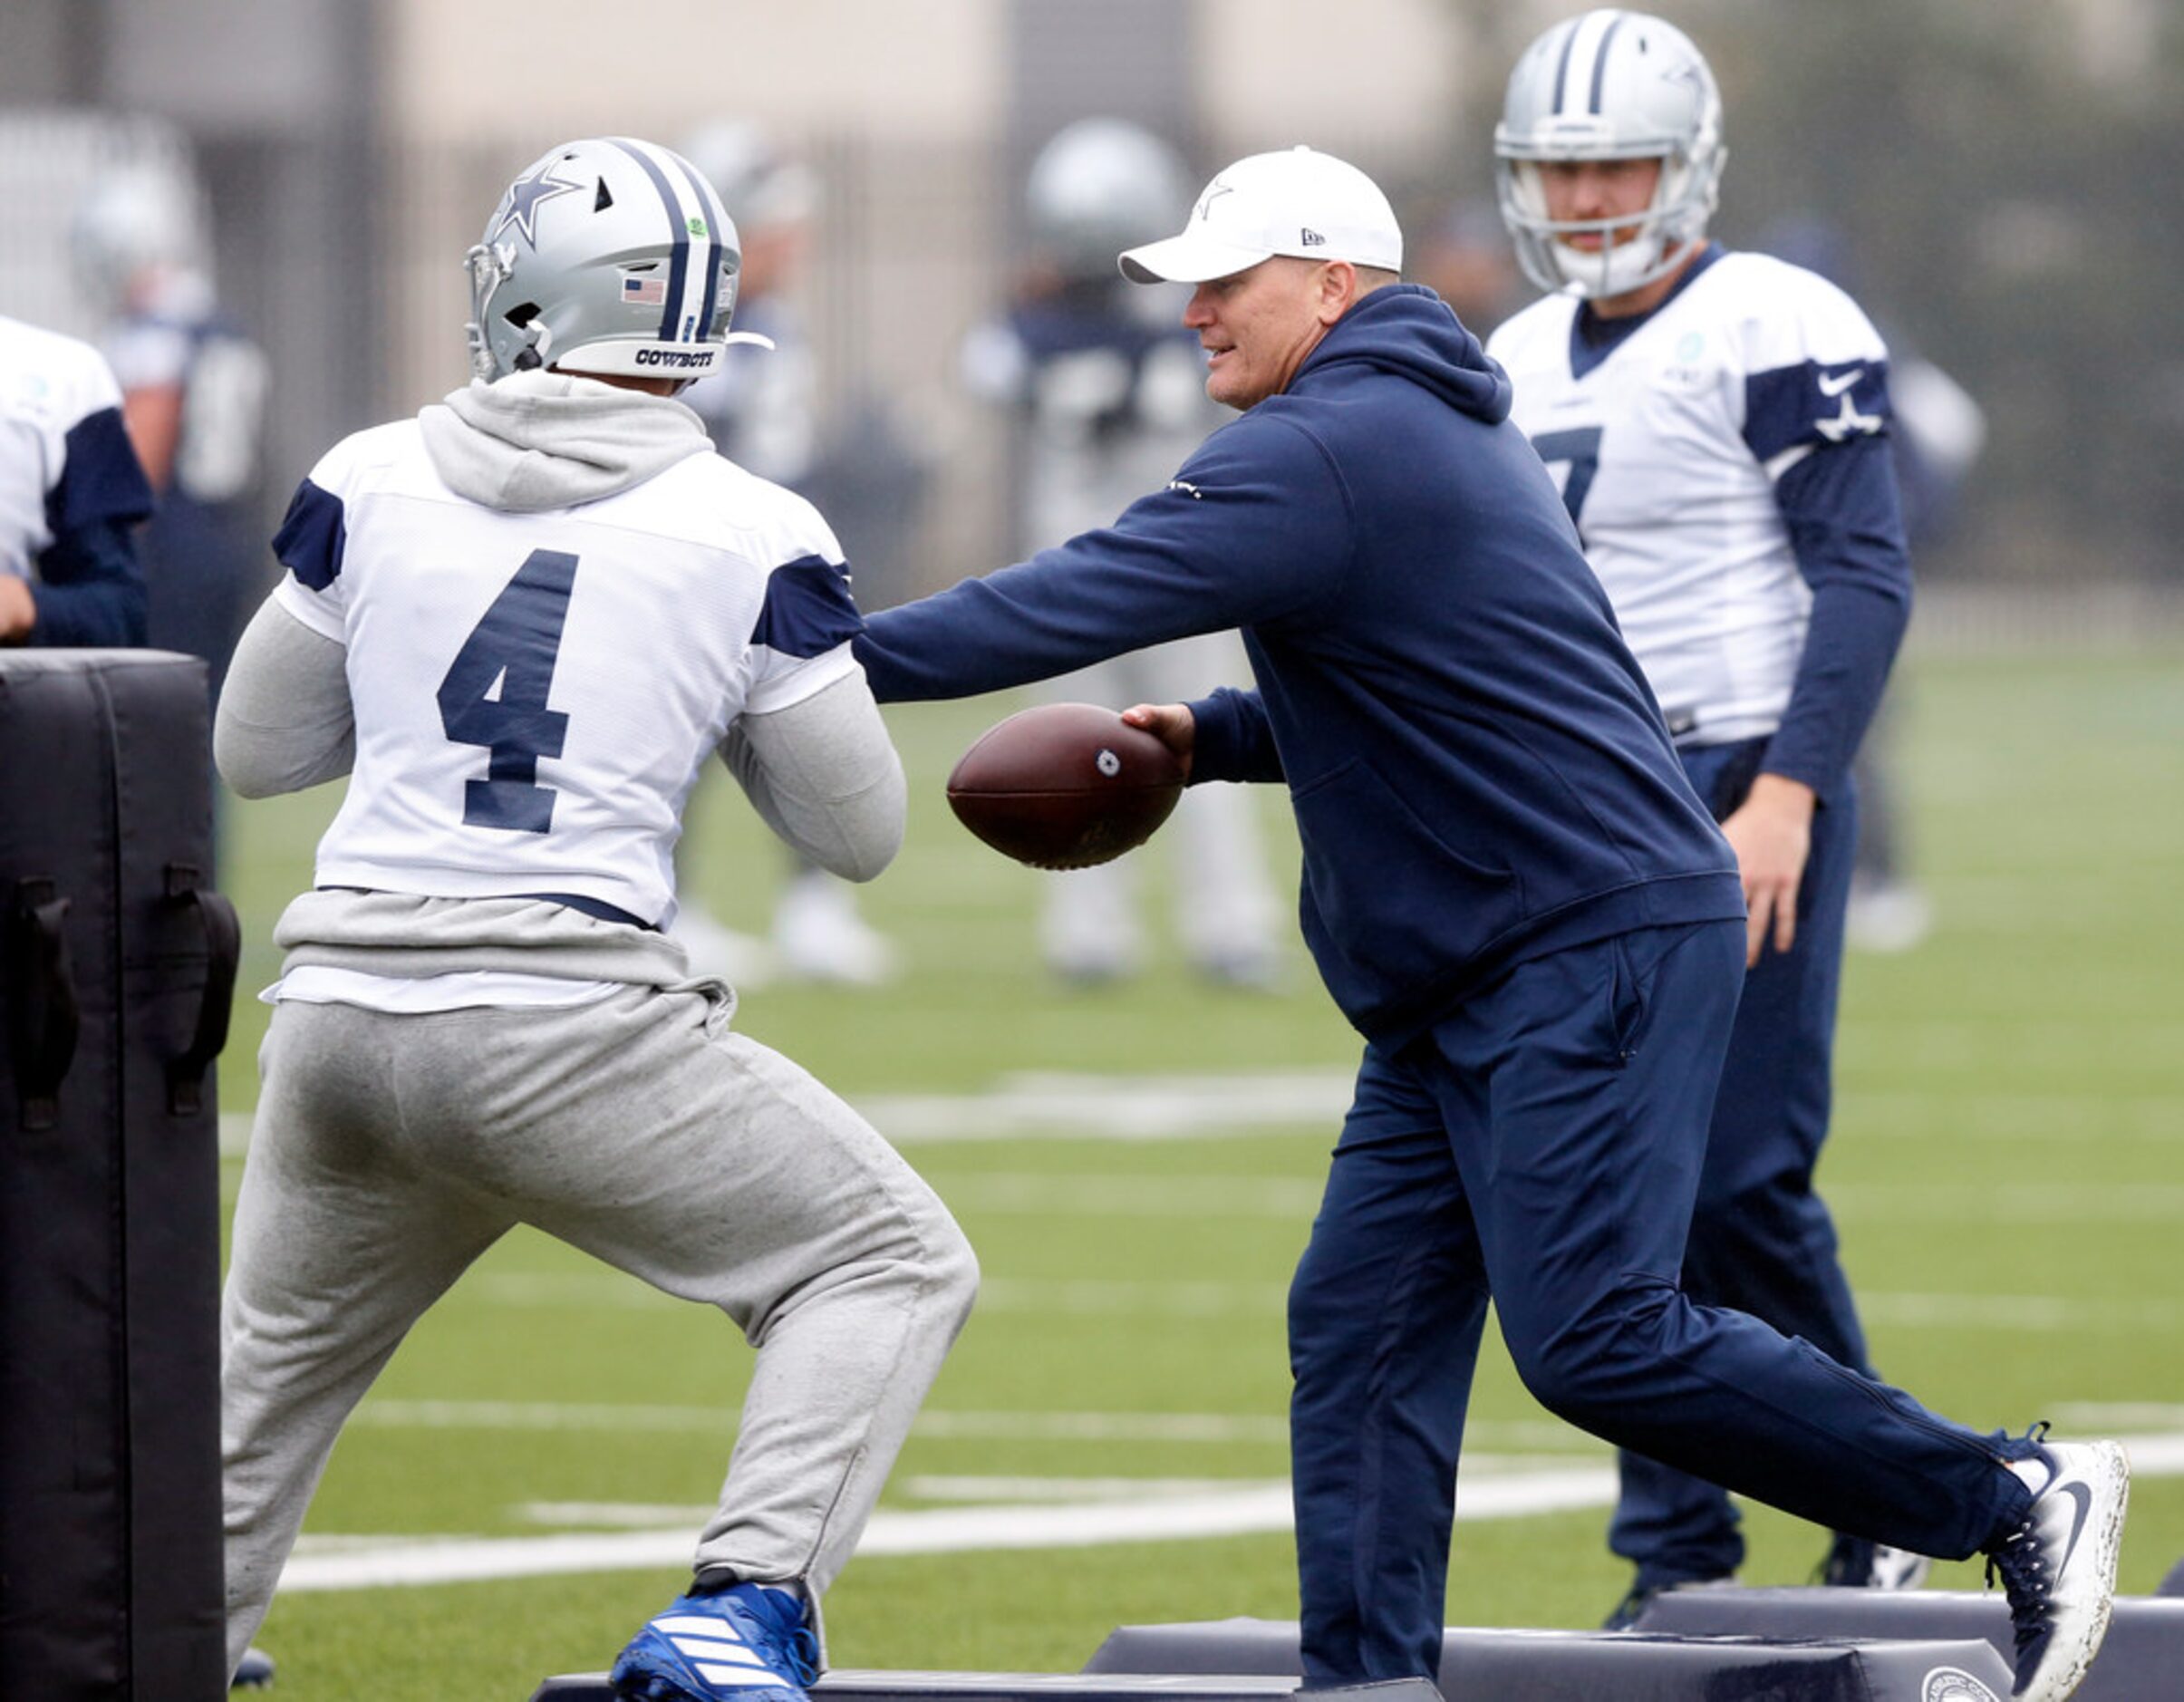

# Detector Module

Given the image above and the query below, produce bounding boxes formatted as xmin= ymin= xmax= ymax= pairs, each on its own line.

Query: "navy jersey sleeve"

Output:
xmin=31 ymin=405 xmax=151 ymax=646
xmin=1743 ymin=359 xmax=1912 ymax=801
xmin=855 ymin=413 xmax=1349 ymax=703
xmin=272 ymin=477 xmax=348 ymax=590
xmin=1764 ymin=430 xmax=1912 ymax=798
xmin=752 ymin=554 xmax=864 ymax=657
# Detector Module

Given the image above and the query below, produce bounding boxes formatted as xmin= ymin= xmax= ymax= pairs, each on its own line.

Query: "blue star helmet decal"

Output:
xmin=492 ymin=156 xmax=586 ymax=249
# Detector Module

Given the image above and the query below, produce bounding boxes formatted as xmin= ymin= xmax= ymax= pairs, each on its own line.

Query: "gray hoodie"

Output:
xmin=217 ymin=372 xmax=904 ymax=985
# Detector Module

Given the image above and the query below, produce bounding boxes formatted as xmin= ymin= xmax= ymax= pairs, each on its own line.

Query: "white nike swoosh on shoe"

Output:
xmin=2053 ymin=1479 xmax=2094 ymax=1576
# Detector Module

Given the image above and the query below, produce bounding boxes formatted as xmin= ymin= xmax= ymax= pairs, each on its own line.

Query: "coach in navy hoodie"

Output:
xmin=855 ymin=148 xmax=2056 ymax=1699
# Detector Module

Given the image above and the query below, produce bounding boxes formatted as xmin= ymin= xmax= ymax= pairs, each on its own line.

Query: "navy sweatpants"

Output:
xmin=1610 ymin=740 xmax=1870 ymax=1585
xmin=1287 ymin=919 xmax=2021 ymax=1685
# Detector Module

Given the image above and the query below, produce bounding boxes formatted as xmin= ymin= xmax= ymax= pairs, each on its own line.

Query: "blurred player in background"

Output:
xmin=676 ymin=120 xmax=900 ymax=986
xmin=962 ymin=118 xmax=1280 ymax=986
xmin=210 ymin=136 xmax=976 ymax=1699
xmin=1411 ymin=197 xmax=1523 ymax=335
xmin=73 ymin=161 xmax=267 ymax=706
xmin=1762 ymin=213 xmax=1989 ymax=955
xmin=0 ymin=312 xmax=150 ymax=645
xmin=1486 ymin=9 xmax=1925 ymax=1623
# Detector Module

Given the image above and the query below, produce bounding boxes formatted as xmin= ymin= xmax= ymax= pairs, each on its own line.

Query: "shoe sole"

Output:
xmin=2024 ymin=1439 xmax=2130 ymax=1702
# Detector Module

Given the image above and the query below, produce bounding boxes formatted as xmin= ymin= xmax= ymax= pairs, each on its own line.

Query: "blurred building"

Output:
xmin=3 ymin=0 xmax=2178 ymax=609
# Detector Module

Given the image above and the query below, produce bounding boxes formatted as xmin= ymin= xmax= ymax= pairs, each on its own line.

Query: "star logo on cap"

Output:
xmin=491 ymin=157 xmax=585 ymax=250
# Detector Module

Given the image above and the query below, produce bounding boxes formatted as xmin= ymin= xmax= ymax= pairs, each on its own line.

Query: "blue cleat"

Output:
xmin=611 ymin=1581 xmax=819 ymax=1702
xmin=232 ymin=1646 xmax=276 ymax=1688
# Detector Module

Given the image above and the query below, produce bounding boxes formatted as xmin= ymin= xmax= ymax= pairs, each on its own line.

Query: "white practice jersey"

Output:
xmin=0 ymin=314 xmax=132 ymax=579
xmin=272 ymin=421 xmax=860 ymax=927
xmin=1487 ymin=250 xmax=1892 ymax=746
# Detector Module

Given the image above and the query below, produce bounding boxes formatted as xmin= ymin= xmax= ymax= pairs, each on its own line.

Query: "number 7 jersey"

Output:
xmin=1485 ymin=248 xmax=1894 ymax=748
xmin=269 ymin=419 xmax=863 ymax=928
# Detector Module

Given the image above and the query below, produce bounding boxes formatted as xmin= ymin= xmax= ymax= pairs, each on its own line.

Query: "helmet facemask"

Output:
xmin=1493 ymin=10 xmax=1725 ymax=301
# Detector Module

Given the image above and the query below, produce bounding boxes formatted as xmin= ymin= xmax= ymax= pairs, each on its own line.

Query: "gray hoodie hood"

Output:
xmin=419 ymin=370 xmax=713 ymax=513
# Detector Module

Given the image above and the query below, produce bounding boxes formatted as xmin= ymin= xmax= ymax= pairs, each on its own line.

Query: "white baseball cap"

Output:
xmin=1118 ymin=145 xmax=1403 ymax=284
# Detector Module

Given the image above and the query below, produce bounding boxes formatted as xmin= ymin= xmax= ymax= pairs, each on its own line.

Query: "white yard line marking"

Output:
xmin=1829 ymin=1184 xmax=2184 ymax=1221
xmin=274 ymin=1428 xmax=2184 ymax=1591
xmin=349 ymin=1402 xmax=1295 ymax=1445
xmin=1858 ymin=1292 xmax=2184 ymax=1331
xmin=855 ymin=1069 xmax=1357 ymax=1143
xmin=459 ymin=1270 xmax=2179 ymax=1331
xmin=515 ymin=1456 xmax=1612 ymax=1530
xmin=278 ymin=1464 xmax=1607 ymax=1593
xmin=275 ymin=1430 xmax=2184 ymax=1593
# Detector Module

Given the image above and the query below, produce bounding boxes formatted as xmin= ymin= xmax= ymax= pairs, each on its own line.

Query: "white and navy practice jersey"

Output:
xmin=1488 ymin=249 xmax=1898 ymax=752
xmin=1 ymin=314 xmax=147 ymax=577
xmin=271 ymin=424 xmax=862 ymax=927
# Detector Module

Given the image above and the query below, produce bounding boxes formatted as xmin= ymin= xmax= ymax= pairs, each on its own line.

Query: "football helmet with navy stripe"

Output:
xmin=1493 ymin=10 xmax=1724 ymax=300
xmin=465 ymin=136 xmax=753 ymax=384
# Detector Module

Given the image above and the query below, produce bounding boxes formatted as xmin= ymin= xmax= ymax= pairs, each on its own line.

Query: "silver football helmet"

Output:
xmin=679 ymin=120 xmax=818 ymax=234
xmin=1493 ymin=9 xmax=1725 ymax=298
xmin=465 ymin=137 xmax=752 ymax=383
xmin=1025 ymin=118 xmax=1193 ymax=285
xmin=72 ymin=163 xmax=208 ymax=308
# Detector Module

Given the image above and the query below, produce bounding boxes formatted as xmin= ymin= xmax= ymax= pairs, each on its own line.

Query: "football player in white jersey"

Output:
xmin=211 ymin=137 xmax=976 ymax=1701
xmin=1488 ymin=12 xmax=1927 ymax=1625
xmin=0 ymin=314 xmax=150 ymax=645
xmin=961 ymin=118 xmax=1281 ymax=988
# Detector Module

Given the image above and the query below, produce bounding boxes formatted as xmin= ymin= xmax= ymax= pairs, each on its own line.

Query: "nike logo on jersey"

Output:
xmin=1814 ymin=390 xmax=1883 ymax=443
xmin=1817 ymin=367 xmax=1865 ymax=397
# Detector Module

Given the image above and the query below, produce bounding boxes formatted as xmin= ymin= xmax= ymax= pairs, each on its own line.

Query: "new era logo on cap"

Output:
xmin=1120 ymin=145 xmax=1403 ymax=284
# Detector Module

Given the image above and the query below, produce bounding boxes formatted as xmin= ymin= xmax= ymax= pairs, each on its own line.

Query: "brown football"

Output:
xmin=945 ymin=702 xmax=1186 ymax=870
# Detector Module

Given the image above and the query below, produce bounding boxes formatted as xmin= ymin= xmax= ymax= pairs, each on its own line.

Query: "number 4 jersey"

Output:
xmin=270 ymin=417 xmax=862 ymax=929
xmin=1485 ymin=247 xmax=1896 ymax=750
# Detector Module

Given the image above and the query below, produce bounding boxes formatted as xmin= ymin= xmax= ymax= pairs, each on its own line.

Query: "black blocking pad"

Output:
xmin=1635 ymin=1587 xmax=2184 ymax=1702
xmin=534 ymin=1616 xmax=2017 ymax=1702
xmin=1086 ymin=1616 xmax=2015 ymax=1702
xmin=533 ymin=1677 xmax=1298 ymax=1702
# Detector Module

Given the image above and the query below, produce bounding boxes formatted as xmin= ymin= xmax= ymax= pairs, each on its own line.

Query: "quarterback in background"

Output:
xmin=211 ymin=137 xmax=975 ymax=1700
xmin=1487 ymin=8 xmax=1928 ymax=1621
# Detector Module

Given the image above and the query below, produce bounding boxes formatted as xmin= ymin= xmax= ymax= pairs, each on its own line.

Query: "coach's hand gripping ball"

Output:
xmin=946 ymin=702 xmax=1185 ymax=870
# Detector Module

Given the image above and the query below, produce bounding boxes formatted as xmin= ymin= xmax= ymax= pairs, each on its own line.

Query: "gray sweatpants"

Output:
xmin=219 ymin=985 xmax=978 ymax=1673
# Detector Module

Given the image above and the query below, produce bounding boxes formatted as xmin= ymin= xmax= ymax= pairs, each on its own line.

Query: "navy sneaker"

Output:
xmin=1819 ymin=1533 xmax=1932 ymax=1591
xmin=1984 ymin=1435 xmax=2129 ymax=1702
xmin=1600 ymin=1571 xmax=1736 ymax=1632
xmin=611 ymin=1581 xmax=819 ymax=1702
